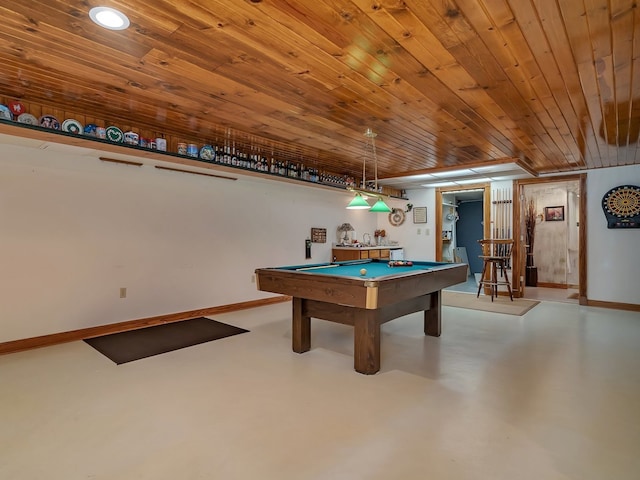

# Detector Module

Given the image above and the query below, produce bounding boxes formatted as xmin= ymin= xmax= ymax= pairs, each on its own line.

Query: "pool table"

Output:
xmin=255 ymin=259 xmax=467 ymax=374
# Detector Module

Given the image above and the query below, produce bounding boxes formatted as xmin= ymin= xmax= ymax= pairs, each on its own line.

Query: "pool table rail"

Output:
xmin=255 ymin=262 xmax=466 ymax=310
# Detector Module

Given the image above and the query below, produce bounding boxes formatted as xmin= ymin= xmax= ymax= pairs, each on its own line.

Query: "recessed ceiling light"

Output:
xmin=456 ymin=177 xmax=492 ymax=185
xmin=422 ymin=181 xmax=458 ymax=188
xmin=430 ymin=169 xmax=474 ymax=178
xmin=89 ymin=7 xmax=130 ymax=30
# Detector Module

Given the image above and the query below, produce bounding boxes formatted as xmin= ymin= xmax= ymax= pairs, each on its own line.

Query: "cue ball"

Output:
xmin=360 ymin=268 xmax=367 ymax=275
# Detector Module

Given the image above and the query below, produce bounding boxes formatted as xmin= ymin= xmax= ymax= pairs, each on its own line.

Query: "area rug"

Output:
xmin=442 ymin=291 xmax=539 ymax=316
xmin=84 ymin=317 xmax=249 ymax=364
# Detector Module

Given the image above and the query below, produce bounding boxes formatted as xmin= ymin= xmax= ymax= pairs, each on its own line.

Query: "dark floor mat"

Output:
xmin=84 ymin=317 xmax=249 ymax=364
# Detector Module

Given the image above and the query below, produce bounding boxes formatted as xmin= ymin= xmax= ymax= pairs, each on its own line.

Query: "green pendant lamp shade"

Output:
xmin=369 ymin=198 xmax=392 ymax=212
xmin=346 ymin=193 xmax=370 ymax=209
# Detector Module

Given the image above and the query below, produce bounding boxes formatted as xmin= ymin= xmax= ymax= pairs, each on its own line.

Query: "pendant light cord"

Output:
xmin=364 ymin=128 xmax=378 ymax=192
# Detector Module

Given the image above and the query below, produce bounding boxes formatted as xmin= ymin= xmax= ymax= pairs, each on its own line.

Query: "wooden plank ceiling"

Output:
xmin=0 ymin=0 xmax=638 ymax=185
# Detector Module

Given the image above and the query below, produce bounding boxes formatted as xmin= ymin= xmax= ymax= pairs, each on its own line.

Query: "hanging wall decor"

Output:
xmin=544 ymin=206 xmax=564 ymax=221
xmin=601 ymin=185 xmax=640 ymax=229
xmin=412 ymin=206 xmax=427 ymax=224
xmin=388 ymin=208 xmax=405 ymax=226
xmin=311 ymin=228 xmax=327 ymax=243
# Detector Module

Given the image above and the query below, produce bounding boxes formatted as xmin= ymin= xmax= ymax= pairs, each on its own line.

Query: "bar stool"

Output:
xmin=477 ymin=239 xmax=514 ymax=301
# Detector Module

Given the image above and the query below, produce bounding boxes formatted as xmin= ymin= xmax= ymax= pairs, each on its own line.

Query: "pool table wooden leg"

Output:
xmin=424 ymin=291 xmax=441 ymax=337
xmin=354 ymin=311 xmax=381 ymax=375
xmin=292 ymin=297 xmax=311 ymax=353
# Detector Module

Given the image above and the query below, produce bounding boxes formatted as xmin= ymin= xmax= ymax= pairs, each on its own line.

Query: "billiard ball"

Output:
xmin=360 ymin=268 xmax=367 ymax=275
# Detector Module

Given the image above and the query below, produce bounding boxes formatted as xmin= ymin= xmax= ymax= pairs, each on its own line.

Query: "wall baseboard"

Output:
xmin=3 ymin=294 xmax=636 ymax=356
xmin=585 ymin=299 xmax=640 ymax=312
xmin=536 ymin=282 xmax=569 ymax=289
xmin=0 ymin=296 xmax=291 ymax=356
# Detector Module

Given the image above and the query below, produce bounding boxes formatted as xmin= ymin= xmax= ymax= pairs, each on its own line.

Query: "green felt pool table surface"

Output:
xmin=277 ymin=259 xmax=447 ymax=279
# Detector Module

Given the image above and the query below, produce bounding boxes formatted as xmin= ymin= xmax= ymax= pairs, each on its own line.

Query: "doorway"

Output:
xmin=513 ymin=175 xmax=587 ymax=304
xmin=435 ymin=184 xmax=491 ymax=290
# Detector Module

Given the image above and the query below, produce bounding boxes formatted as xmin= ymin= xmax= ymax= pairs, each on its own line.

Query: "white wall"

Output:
xmin=2 ymin=138 xmax=637 ymax=343
xmin=386 ymin=188 xmax=437 ymax=261
xmin=0 ymin=141 xmax=385 ymax=342
xmin=399 ymin=171 xmax=640 ymax=306
xmin=586 ymin=165 xmax=640 ymax=304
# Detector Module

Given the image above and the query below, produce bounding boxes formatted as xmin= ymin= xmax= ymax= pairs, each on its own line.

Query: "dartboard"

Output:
xmin=601 ymin=185 xmax=640 ymax=229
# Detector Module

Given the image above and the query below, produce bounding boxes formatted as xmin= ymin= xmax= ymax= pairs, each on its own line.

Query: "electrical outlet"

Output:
xmin=426 ymin=228 xmax=430 ymax=236
xmin=120 ymin=287 xmax=127 ymax=298
xmin=251 ymin=274 xmax=256 ymax=283
xmin=417 ymin=228 xmax=422 ymax=235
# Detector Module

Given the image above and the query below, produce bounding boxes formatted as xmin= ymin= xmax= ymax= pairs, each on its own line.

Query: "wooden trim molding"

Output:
xmin=154 ymin=165 xmax=237 ymax=181
xmin=585 ymin=299 xmax=640 ymax=312
xmin=435 ymin=183 xmax=490 ymax=262
xmin=99 ymin=157 xmax=143 ymax=167
xmin=0 ymin=296 xmax=291 ymax=356
xmin=514 ymin=174 xmax=587 ymax=303
xmin=512 ymin=185 xmax=523 ymax=297
xmin=536 ymin=282 xmax=570 ymax=289
xmin=578 ymin=174 xmax=588 ymax=305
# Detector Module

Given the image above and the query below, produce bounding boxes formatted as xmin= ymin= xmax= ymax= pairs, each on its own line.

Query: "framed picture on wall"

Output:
xmin=544 ymin=206 xmax=564 ymax=221
xmin=412 ymin=206 xmax=427 ymax=223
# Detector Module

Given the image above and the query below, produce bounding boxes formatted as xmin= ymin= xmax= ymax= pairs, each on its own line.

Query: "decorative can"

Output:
xmin=177 ymin=142 xmax=188 ymax=155
xmin=95 ymin=126 xmax=106 ymax=139
xmin=156 ymin=137 xmax=167 ymax=151
xmin=187 ymin=143 xmax=198 ymax=157
xmin=148 ymin=140 xmax=156 ymax=149
xmin=124 ymin=131 xmax=139 ymax=145
xmin=83 ymin=123 xmax=97 ymax=136
xmin=138 ymin=137 xmax=148 ymax=148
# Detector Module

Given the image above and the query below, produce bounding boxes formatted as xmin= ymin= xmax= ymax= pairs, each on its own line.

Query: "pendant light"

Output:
xmin=345 ymin=128 xmax=391 ymax=212
xmin=369 ymin=198 xmax=392 ymax=212
xmin=346 ymin=192 xmax=370 ymax=209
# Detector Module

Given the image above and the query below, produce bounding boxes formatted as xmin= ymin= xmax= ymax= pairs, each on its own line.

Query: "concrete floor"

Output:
xmin=1 ymin=299 xmax=639 ymax=479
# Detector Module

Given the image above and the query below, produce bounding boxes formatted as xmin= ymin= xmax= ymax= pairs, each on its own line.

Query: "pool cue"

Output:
xmin=297 ymin=264 xmax=341 ymax=271
xmin=340 ymin=259 xmax=371 ymax=265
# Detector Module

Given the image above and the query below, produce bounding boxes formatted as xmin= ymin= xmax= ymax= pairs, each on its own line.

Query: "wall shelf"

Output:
xmin=0 ymin=119 xmax=408 ymax=199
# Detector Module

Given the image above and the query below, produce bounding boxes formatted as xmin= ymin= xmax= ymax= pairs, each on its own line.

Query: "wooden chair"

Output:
xmin=477 ymin=239 xmax=514 ymax=301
